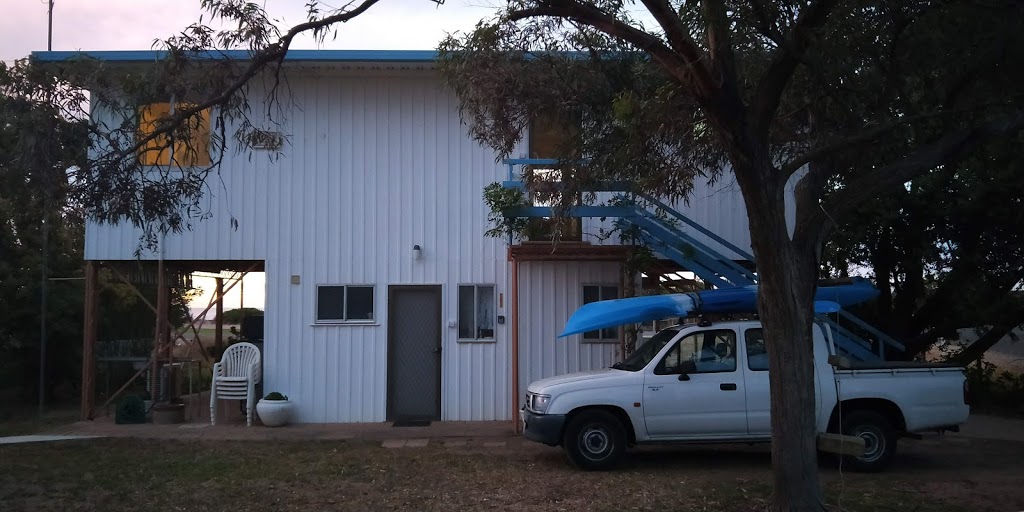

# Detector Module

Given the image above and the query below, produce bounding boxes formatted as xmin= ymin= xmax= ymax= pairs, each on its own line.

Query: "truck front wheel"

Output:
xmin=562 ymin=409 xmax=626 ymax=471
xmin=840 ymin=410 xmax=898 ymax=472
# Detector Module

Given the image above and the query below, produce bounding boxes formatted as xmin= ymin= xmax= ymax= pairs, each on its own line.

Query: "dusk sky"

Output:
xmin=1 ymin=0 xmax=505 ymax=62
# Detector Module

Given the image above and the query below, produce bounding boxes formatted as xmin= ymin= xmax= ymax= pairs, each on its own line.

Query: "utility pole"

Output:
xmin=48 ymin=1 xmax=54 ymax=51
xmin=39 ymin=0 xmax=55 ymax=417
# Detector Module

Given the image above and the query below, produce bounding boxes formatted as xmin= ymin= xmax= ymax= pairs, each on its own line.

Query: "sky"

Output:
xmin=1 ymin=0 xmax=505 ymax=62
xmin=3 ymin=0 xmax=507 ymax=311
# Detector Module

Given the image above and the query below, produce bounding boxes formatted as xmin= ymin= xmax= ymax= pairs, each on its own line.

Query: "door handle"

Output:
xmin=433 ymin=347 xmax=442 ymax=355
xmin=720 ymin=383 xmax=737 ymax=391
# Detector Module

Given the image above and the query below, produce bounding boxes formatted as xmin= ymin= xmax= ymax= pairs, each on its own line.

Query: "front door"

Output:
xmin=642 ymin=328 xmax=748 ymax=438
xmin=387 ymin=285 xmax=442 ymax=421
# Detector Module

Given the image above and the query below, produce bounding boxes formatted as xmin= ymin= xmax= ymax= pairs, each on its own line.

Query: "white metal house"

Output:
xmin=36 ymin=50 xmax=766 ymax=424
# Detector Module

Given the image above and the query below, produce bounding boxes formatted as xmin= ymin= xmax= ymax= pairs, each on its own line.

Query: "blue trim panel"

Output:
xmin=30 ymin=49 xmax=439 ymax=63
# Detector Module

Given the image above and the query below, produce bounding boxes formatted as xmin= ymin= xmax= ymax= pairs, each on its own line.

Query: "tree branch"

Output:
xmin=744 ymin=0 xmax=785 ymax=46
xmin=637 ymin=0 xmax=715 ymax=94
xmin=749 ymin=0 xmax=839 ymax=137
xmin=811 ymin=109 xmax=1024 ymax=242
xmin=508 ymin=0 xmax=702 ymax=90
xmin=701 ymin=0 xmax=738 ymax=90
xmin=780 ymin=109 xmax=962 ymax=177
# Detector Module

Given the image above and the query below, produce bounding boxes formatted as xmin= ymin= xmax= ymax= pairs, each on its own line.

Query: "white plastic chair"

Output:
xmin=210 ymin=342 xmax=261 ymax=426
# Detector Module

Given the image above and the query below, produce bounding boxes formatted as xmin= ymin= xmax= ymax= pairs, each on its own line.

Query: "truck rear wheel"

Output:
xmin=562 ymin=409 xmax=626 ymax=471
xmin=840 ymin=409 xmax=898 ymax=472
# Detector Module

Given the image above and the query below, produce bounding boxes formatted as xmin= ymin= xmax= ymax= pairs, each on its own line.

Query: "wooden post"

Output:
xmin=215 ymin=277 xmax=224 ymax=357
xmin=511 ymin=257 xmax=521 ymax=433
xmin=80 ymin=261 xmax=98 ymax=420
xmin=153 ymin=260 xmax=168 ymax=402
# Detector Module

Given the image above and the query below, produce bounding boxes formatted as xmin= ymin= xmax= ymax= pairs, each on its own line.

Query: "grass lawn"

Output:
xmin=0 ymin=438 xmax=1004 ymax=512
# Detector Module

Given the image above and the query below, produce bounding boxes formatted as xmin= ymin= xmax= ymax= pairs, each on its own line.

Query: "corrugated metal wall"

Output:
xmin=87 ymin=68 xmax=515 ymax=422
xmin=260 ymin=72 xmax=514 ymax=423
xmin=84 ymin=65 xmax=772 ymax=423
xmin=517 ymin=261 xmax=627 ymax=400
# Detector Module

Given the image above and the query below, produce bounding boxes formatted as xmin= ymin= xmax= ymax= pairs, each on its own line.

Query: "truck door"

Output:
xmin=642 ymin=328 xmax=748 ymax=438
xmin=741 ymin=328 xmax=771 ymax=436
xmin=741 ymin=326 xmax=825 ymax=436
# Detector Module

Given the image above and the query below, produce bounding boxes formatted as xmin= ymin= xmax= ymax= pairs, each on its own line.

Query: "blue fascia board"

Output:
xmin=30 ymin=49 xmax=439 ymax=63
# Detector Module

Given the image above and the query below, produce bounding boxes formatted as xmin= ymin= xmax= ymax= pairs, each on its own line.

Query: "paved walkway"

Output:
xmin=44 ymin=416 xmax=519 ymax=445
xmin=0 ymin=434 xmax=104 ymax=445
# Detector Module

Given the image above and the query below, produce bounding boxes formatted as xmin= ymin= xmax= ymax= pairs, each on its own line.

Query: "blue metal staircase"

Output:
xmin=501 ymin=159 xmax=904 ymax=361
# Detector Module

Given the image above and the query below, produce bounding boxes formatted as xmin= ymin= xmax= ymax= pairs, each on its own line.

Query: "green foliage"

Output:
xmin=933 ymin=340 xmax=1024 ymax=415
xmin=264 ymin=392 xmax=288 ymax=401
xmin=221 ymin=308 xmax=263 ymax=324
xmin=482 ymin=182 xmax=532 ymax=240
xmin=114 ymin=395 xmax=147 ymax=424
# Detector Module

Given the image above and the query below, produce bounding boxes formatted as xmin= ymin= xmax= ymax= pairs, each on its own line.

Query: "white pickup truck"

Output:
xmin=521 ymin=320 xmax=970 ymax=472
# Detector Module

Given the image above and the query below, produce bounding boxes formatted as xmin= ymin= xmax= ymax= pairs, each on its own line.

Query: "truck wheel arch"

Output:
xmin=828 ymin=398 xmax=907 ymax=434
xmin=567 ymin=405 xmax=637 ymax=446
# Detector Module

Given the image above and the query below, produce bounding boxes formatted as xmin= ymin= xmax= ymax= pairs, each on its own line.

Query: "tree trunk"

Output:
xmin=745 ymin=178 xmax=826 ymax=512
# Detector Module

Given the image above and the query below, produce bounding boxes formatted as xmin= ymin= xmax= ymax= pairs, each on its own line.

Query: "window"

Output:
xmin=654 ymin=329 xmax=737 ymax=374
xmin=582 ymin=285 xmax=619 ymax=341
xmin=745 ymin=329 xmax=769 ymax=371
xmin=137 ymin=101 xmax=211 ymax=166
xmin=458 ymin=285 xmax=495 ymax=340
xmin=525 ymin=116 xmax=582 ymax=242
xmin=316 ymin=285 xmax=374 ymax=323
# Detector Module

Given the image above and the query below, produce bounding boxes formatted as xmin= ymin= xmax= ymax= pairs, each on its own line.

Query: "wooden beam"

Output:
xmin=153 ymin=259 xmax=168 ymax=401
xmin=215 ymin=277 xmax=224 ymax=356
xmin=511 ymin=257 xmax=521 ymax=433
xmin=80 ymin=261 xmax=98 ymax=420
xmin=817 ymin=432 xmax=866 ymax=456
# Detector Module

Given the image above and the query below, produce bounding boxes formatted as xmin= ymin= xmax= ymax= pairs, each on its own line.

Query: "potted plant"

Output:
xmin=256 ymin=392 xmax=292 ymax=427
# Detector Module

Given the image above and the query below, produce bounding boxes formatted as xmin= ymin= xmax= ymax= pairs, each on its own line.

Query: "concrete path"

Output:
xmin=0 ymin=434 xmax=104 ymax=445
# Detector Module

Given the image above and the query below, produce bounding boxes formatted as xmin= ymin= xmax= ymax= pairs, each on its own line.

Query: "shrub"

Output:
xmin=264 ymin=392 xmax=288 ymax=401
xmin=115 ymin=394 xmax=147 ymax=424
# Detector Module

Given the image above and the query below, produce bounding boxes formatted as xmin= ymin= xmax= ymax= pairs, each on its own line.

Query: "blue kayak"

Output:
xmin=559 ymin=278 xmax=880 ymax=337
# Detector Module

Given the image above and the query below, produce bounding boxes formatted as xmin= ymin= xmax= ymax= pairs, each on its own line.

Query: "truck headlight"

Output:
xmin=529 ymin=393 xmax=551 ymax=413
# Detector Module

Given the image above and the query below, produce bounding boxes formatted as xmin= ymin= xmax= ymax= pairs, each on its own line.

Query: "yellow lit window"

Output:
xmin=137 ymin=102 xmax=211 ymax=166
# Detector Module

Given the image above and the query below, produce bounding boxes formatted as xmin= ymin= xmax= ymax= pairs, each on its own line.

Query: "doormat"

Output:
xmin=392 ymin=418 xmax=431 ymax=427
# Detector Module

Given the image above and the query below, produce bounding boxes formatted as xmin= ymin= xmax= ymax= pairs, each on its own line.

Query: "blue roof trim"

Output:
xmin=30 ymin=49 xmax=440 ymax=63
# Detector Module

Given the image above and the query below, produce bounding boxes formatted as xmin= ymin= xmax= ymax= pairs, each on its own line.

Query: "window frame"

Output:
xmin=457 ymin=283 xmax=497 ymax=342
xmin=653 ymin=329 xmax=738 ymax=375
xmin=136 ymin=99 xmax=213 ymax=168
xmin=314 ymin=284 xmax=376 ymax=324
xmin=581 ymin=283 xmax=621 ymax=343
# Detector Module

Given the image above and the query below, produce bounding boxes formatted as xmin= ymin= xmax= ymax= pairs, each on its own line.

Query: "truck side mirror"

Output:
xmin=677 ymin=360 xmax=697 ymax=381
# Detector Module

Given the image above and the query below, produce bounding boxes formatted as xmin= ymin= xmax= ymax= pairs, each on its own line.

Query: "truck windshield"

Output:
xmin=612 ymin=328 xmax=680 ymax=372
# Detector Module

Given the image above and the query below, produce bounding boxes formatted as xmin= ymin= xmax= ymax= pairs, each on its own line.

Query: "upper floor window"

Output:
xmin=137 ymin=102 xmax=211 ymax=166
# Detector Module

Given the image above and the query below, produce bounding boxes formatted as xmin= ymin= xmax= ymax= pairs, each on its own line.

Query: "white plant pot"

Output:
xmin=256 ymin=399 xmax=292 ymax=427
